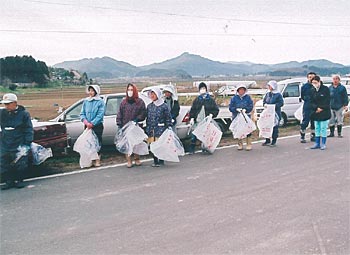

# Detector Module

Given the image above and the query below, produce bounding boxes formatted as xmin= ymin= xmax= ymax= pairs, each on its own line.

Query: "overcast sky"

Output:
xmin=1 ymin=0 xmax=350 ymax=66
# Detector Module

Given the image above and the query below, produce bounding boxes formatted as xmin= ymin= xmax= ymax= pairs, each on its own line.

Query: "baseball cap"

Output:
xmin=1 ymin=93 xmax=18 ymax=104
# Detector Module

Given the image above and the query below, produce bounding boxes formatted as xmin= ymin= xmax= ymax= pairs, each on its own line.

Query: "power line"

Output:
xmin=2 ymin=29 xmax=350 ymax=38
xmin=23 ymin=0 xmax=350 ymax=28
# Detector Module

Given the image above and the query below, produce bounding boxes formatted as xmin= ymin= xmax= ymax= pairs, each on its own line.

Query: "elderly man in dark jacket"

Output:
xmin=328 ymin=75 xmax=349 ymax=137
xmin=0 ymin=93 xmax=33 ymax=189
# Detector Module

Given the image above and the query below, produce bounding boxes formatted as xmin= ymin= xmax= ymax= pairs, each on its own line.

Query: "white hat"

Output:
xmin=1 ymin=93 xmax=18 ymax=104
xmin=267 ymin=80 xmax=278 ymax=91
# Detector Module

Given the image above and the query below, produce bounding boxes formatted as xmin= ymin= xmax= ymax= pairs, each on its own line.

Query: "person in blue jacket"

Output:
xmin=80 ymin=85 xmax=105 ymax=166
xmin=229 ymin=85 xmax=254 ymax=151
xmin=262 ymin=80 xmax=284 ymax=147
xmin=0 ymin=93 xmax=33 ymax=189
xmin=328 ymin=74 xmax=349 ymax=138
xmin=300 ymin=72 xmax=316 ymax=143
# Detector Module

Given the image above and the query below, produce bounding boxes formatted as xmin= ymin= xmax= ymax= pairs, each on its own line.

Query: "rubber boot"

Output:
xmin=152 ymin=156 xmax=160 ymax=167
xmin=320 ymin=137 xmax=327 ymax=150
xmin=328 ymin=126 xmax=335 ymax=137
xmin=300 ymin=129 xmax=306 ymax=143
xmin=125 ymin=155 xmax=132 ymax=168
xmin=237 ymin=139 xmax=243 ymax=150
xmin=310 ymin=137 xmax=320 ymax=149
xmin=337 ymin=125 xmax=342 ymax=138
xmin=246 ymin=137 xmax=252 ymax=151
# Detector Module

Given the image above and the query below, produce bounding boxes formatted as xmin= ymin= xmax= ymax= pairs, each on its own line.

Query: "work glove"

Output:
xmin=190 ymin=118 xmax=195 ymax=125
xmin=236 ymin=108 xmax=242 ymax=112
xmin=209 ymin=113 xmax=213 ymax=118
xmin=242 ymin=109 xmax=246 ymax=113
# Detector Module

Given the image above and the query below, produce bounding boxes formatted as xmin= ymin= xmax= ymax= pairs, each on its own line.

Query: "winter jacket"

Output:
xmin=263 ymin=92 xmax=284 ymax=120
xmin=329 ymin=84 xmax=348 ymax=110
xmin=229 ymin=94 xmax=254 ymax=120
xmin=310 ymin=84 xmax=331 ymax=121
xmin=80 ymin=97 xmax=105 ymax=126
xmin=0 ymin=105 xmax=33 ymax=152
xmin=189 ymin=93 xmax=219 ymax=121
xmin=116 ymin=98 xmax=146 ymax=127
xmin=164 ymin=97 xmax=180 ymax=122
xmin=146 ymin=102 xmax=172 ymax=138
xmin=301 ymin=82 xmax=314 ymax=109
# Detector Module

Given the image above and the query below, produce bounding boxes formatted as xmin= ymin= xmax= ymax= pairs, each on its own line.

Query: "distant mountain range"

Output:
xmin=53 ymin=52 xmax=350 ymax=79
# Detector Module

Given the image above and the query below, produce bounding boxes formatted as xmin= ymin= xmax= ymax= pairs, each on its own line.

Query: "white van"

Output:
xmin=254 ymin=77 xmax=335 ymax=126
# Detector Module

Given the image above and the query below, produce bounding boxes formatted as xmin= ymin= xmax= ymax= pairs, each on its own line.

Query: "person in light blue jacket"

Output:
xmin=80 ymin=84 xmax=105 ymax=166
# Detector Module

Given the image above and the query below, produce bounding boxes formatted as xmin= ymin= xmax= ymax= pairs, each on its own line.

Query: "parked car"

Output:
xmin=253 ymin=77 xmax=340 ymax=126
xmin=51 ymin=86 xmax=233 ymax=146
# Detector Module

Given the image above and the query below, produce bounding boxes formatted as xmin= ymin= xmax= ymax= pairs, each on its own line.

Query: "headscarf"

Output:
xmin=236 ymin=84 xmax=247 ymax=97
xmin=86 ymin=85 xmax=101 ymax=101
xmin=149 ymin=87 xmax=164 ymax=107
xmin=267 ymin=80 xmax=279 ymax=94
xmin=163 ymin=85 xmax=178 ymax=101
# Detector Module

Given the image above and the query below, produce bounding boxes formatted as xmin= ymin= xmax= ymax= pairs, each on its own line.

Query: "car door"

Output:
xmin=282 ymin=82 xmax=302 ymax=118
xmin=103 ymin=95 xmax=124 ymax=145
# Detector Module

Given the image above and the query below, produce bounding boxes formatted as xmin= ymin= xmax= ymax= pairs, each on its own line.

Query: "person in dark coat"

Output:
xmin=229 ymin=85 xmax=254 ymax=151
xmin=116 ymin=83 xmax=146 ymax=167
xmin=188 ymin=82 xmax=219 ymax=154
xmin=0 ymin=93 xmax=33 ymax=190
xmin=328 ymin=75 xmax=349 ymax=137
xmin=162 ymin=85 xmax=180 ymax=128
xmin=146 ymin=87 xmax=172 ymax=167
xmin=310 ymin=76 xmax=331 ymax=150
xmin=300 ymin=72 xmax=316 ymax=143
xmin=262 ymin=80 xmax=284 ymax=147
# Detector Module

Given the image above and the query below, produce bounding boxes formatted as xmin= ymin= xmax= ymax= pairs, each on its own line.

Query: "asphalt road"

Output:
xmin=1 ymin=129 xmax=349 ymax=255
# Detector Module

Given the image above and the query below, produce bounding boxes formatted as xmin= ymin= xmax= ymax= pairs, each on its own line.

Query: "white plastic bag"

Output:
xmin=229 ymin=112 xmax=257 ymax=139
xmin=257 ymin=104 xmax=275 ymax=138
xmin=150 ymin=129 xmax=185 ymax=162
xmin=192 ymin=115 xmax=222 ymax=153
xmin=30 ymin=142 xmax=53 ymax=165
xmin=73 ymin=129 xmax=101 ymax=168
xmin=294 ymin=103 xmax=303 ymax=123
xmin=115 ymin=121 xmax=149 ymax=156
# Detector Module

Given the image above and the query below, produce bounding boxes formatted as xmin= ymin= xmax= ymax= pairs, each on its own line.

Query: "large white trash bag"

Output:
xmin=31 ymin=142 xmax=53 ymax=165
xmin=229 ymin=112 xmax=257 ymax=139
xmin=114 ymin=121 xmax=149 ymax=156
xmin=294 ymin=103 xmax=303 ymax=123
xmin=192 ymin=115 xmax=222 ymax=153
xmin=257 ymin=104 xmax=275 ymax=138
xmin=150 ymin=129 xmax=185 ymax=162
xmin=73 ymin=129 xmax=101 ymax=168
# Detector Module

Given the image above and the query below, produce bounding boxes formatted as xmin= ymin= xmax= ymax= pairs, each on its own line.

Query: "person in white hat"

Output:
xmin=261 ymin=81 xmax=284 ymax=147
xmin=0 ymin=93 xmax=33 ymax=190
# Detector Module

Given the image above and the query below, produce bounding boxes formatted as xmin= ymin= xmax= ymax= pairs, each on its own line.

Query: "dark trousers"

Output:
xmin=1 ymin=151 xmax=29 ymax=183
xmin=301 ymin=107 xmax=315 ymax=131
xmin=85 ymin=124 xmax=104 ymax=153
xmin=272 ymin=125 xmax=279 ymax=141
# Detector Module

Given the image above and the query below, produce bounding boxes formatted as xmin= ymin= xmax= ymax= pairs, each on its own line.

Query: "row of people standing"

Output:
xmin=300 ymin=73 xmax=348 ymax=150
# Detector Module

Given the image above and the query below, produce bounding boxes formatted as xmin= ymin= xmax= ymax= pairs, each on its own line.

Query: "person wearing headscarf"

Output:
xmin=146 ymin=87 xmax=172 ymax=167
xmin=261 ymin=80 xmax=284 ymax=147
xmin=80 ymin=84 xmax=105 ymax=166
xmin=163 ymin=85 xmax=180 ymax=128
xmin=310 ymin=75 xmax=331 ymax=150
xmin=229 ymin=84 xmax=254 ymax=151
xmin=188 ymin=82 xmax=219 ymax=154
xmin=116 ymin=83 xmax=146 ymax=167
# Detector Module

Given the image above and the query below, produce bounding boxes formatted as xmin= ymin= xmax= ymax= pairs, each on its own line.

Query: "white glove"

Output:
xmin=190 ymin=118 xmax=194 ymax=125
xmin=242 ymin=109 xmax=246 ymax=113
xmin=209 ymin=113 xmax=213 ymax=118
xmin=236 ymin=108 xmax=242 ymax=112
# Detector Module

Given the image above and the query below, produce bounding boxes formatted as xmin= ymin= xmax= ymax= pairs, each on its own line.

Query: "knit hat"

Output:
xmin=198 ymin=82 xmax=207 ymax=91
